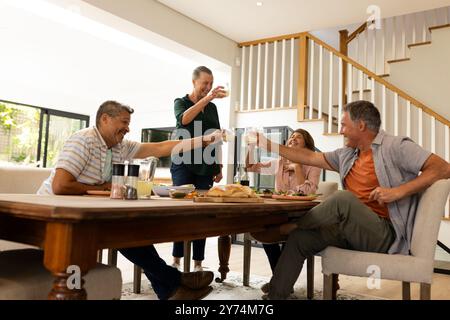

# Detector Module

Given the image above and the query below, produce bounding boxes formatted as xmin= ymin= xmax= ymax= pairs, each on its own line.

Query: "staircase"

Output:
xmin=234 ymin=7 xmax=450 ymax=221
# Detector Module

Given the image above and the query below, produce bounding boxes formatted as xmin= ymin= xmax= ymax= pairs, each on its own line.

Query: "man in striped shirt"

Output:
xmin=38 ymin=101 xmax=221 ymax=300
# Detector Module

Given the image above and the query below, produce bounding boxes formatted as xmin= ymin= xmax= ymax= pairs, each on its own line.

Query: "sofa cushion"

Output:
xmin=321 ymin=246 xmax=433 ymax=284
xmin=0 ymin=166 xmax=52 ymax=194
xmin=0 ymin=249 xmax=122 ymax=300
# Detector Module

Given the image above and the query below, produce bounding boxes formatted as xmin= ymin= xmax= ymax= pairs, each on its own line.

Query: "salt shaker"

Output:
xmin=110 ymin=163 xmax=125 ymax=199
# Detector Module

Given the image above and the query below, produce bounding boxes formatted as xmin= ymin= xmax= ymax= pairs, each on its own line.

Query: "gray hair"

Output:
xmin=192 ymin=66 xmax=213 ymax=80
xmin=343 ymin=100 xmax=381 ymax=132
xmin=96 ymin=101 xmax=134 ymax=127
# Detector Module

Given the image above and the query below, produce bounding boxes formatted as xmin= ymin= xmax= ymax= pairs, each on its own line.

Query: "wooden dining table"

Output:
xmin=0 ymin=194 xmax=318 ymax=300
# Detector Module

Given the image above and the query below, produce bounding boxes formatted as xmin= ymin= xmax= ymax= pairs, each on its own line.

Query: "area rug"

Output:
xmin=121 ymin=271 xmax=384 ymax=300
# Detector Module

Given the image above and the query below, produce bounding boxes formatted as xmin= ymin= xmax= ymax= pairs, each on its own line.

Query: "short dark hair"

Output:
xmin=343 ymin=100 xmax=381 ymax=132
xmin=96 ymin=101 xmax=134 ymax=127
xmin=289 ymin=129 xmax=316 ymax=151
xmin=192 ymin=66 xmax=213 ymax=80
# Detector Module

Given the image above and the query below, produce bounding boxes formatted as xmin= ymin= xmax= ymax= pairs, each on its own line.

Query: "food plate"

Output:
xmin=86 ymin=190 xmax=111 ymax=196
xmin=153 ymin=185 xmax=195 ymax=197
xmin=271 ymin=194 xmax=319 ymax=201
xmin=193 ymin=196 xmax=264 ymax=203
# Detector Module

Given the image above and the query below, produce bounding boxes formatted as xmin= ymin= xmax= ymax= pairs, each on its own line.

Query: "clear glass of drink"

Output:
xmin=134 ymin=157 xmax=158 ymax=199
xmin=244 ymin=127 xmax=259 ymax=145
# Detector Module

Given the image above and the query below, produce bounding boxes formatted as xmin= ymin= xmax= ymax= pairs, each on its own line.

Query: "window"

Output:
xmin=0 ymin=100 xmax=89 ymax=167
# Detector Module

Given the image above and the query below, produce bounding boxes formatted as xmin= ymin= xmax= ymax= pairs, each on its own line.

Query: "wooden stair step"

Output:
xmin=387 ymin=58 xmax=410 ymax=64
xmin=305 ymin=106 xmax=339 ymax=123
xmin=429 ymin=24 xmax=450 ymax=32
xmin=408 ymin=41 xmax=431 ymax=48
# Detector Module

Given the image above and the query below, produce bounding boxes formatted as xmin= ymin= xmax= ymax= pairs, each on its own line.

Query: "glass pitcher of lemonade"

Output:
xmin=133 ymin=157 xmax=158 ymax=199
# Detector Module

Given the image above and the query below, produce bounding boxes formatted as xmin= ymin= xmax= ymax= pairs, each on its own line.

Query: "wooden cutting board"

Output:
xmin=193 ymin=196 xmax=264 ymax=203
xmin=271 ymin=194 xmax=319 ymax=201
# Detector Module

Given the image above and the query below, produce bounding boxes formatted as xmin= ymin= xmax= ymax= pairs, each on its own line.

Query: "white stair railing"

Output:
xmin=345 ymin=6 xmax=450 ymax=79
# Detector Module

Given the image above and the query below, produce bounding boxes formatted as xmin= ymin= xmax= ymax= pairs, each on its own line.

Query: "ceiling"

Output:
xmin=157 ymin=0 xmax=450 ymax=42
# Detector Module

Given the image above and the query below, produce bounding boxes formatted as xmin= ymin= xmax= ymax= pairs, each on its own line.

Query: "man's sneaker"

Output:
xmin=180 ymin=271 xmax=214 ymax=289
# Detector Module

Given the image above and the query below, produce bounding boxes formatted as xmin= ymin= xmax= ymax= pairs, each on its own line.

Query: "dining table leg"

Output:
xmin=44 ymin=222 xmax=97 ymax=300
xmin=215 ymin=235 xmax=231 ymax=283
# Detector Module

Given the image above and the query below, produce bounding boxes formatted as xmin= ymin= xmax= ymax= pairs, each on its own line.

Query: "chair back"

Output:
xmin=411 ymin=179 xmax=450 ymax=259
xmin=317 ymin=181 xmax=338 ymax=200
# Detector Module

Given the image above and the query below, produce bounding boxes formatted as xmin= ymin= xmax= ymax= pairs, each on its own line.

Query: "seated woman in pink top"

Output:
xmin=246 ymin=129 xmax=321 ymax=275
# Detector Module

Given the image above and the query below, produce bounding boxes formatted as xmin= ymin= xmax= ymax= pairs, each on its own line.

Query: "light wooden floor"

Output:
xmin=112 ymin=237 xmax=450 ymax=300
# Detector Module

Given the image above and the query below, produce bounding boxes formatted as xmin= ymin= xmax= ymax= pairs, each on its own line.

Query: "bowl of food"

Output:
xmin=168 ymin=189 xmax=190 ymax=199
xmin=153 ymin=184 xmax=195 ymax=197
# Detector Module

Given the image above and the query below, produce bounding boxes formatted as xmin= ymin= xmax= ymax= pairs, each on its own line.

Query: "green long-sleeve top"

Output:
xmin=173 ymin=94 xmax=221 ymax=176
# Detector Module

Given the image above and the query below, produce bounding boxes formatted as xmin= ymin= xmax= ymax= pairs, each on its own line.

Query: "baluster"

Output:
xmin=406 ymin=101 xmax=411 ymax=137
xmin=255 ymin=43 xmax=262 ymax=110
xmin=318 ymin=45 xmax=323 ymax=119
xmin=248 ymin=45 xmax=253 ymax=110
xmin=412 ymin=13 xmax=417 ymax=44
xmin=347 ymin=63 xmax=353 ymax=103
xmin=446 ymin=126 xmax=450 ymax=163
xmin=422 ymin=12 xmax=427 ymax=42
xmin=309 ymin=39 xmax=315 ymax=119
xmin=394 ymin=93 xmax=399 ymax=135
xmin=372 ymin=27 xmax=376 ymax=74
xmin=371 ymin=78 xmax=375 ymax=103
xmin=272 ymin=41 xmax=278 ymax=108
xmin=418 ymin=108 xmax=423 ymax=147
xmin=401 ymin=15 xmax=406 ymax=58
xmin=263 ymin=42 xmax=269 ymax=109
xmin=363 ymin=28 xmax=368 ymax=89
xmin=280 ymin=39 xmax=286 ymax=107
xmin=392 ymin=16 xmax=396 ymax=60
xmin=289 ymin=38 xmax=295 ymax=107
xmin=382 ymin=85 xmax=386 ymax=131
xmin=359 ymin=70 xmax=363 ymax=100
xmin=431 ymin=117 xmax=436 ymax=153
xmin=444 ymin=6 xmax=450 ymax=24
xmin=328 ymin=52 xmax=333 ymax=133
xmin=240 ymin=46 xmax=246 ymax=111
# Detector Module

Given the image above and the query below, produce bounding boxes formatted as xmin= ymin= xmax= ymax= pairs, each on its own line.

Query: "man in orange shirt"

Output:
xmin=256 ymin=100 xmax=450 ymax=300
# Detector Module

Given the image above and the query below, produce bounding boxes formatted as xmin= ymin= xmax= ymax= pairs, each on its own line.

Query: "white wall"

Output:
xmin=0 ymin=0 xmax=238 ymax=180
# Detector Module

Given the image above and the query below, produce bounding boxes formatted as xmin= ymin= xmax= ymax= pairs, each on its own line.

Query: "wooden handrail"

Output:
xmin=347 ymin=21 xmax=368 ymax=43
xmin=304 ymin=32 xmax=450 ymax=127
xmin=238 ymin=32 xmax=307 ymax=47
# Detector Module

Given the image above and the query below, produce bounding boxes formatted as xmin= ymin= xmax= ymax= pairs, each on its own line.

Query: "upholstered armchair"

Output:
xmin=321 ymin=179 xmax=450 ymax=300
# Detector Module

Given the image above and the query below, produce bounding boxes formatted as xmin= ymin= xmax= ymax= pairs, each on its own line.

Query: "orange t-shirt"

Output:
xmin=344 ymin=149 xmax=389 ymax=219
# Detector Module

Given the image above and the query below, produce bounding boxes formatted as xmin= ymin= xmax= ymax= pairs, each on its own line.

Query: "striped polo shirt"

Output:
xmin=37 ymin=127 xmax=141 ymax=195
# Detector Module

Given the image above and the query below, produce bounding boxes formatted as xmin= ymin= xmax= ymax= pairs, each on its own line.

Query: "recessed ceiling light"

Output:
xmin=256 ymin=2 xmax=263 ymax=6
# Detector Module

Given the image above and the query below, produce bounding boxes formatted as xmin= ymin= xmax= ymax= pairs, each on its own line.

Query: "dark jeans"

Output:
xmin=170 ymin=163 xmax=214 ymax=261
xmin=263 ymin=243 xmax=286 ymax=272
xmin=119 ymin=245 xmax=181 ymax=300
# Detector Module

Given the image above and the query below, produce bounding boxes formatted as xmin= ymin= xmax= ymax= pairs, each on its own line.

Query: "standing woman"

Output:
xmin=171 ymin=66 xmax=226 ymax=271
xmin=246 ymin=129 xmax=321 ymax=274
